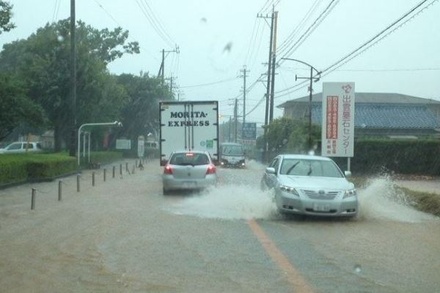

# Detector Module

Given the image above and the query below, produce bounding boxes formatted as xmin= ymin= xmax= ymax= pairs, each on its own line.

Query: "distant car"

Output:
xmin=261 ymin=154 xmax=358 ymax=218
xmin=162 ymin=150 xmax=218 ymax=195
xmin=220 ymin=142 xmax=246 ymax=168
xmin=0 ymin=142 xmax=43 ymax=154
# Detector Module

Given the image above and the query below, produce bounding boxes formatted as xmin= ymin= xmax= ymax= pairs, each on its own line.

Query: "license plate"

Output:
xmin=313 ymin=203 xmax=330 ymax=212
xmin=183 ymin=181 xmax=196 ymax=188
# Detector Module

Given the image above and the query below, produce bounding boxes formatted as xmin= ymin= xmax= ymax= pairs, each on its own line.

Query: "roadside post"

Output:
xmin=138 ymin=135 xmax=145 ymax=169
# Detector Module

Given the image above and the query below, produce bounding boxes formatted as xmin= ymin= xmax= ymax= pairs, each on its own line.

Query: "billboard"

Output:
xmin=242 ymin=122 xmax=257 ymax=140
xmin=321 ymin=82 xmax=355 ymax=157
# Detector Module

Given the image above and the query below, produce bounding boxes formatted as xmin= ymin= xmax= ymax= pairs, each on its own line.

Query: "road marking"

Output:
xmin=247 ymin=219 xmax=315 ymax=293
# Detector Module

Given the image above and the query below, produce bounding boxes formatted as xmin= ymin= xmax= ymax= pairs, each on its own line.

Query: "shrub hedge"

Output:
xmin=0 ymin=156 xmax=29 ymax=185
xmin=0 ymin=151 xmax=123 ymax=187
xmin=332 ymin=139 xmax=440 ymax=176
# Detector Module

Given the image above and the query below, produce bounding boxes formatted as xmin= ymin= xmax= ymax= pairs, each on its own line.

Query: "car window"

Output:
xmin=195 ymin=154 xmax=209 ymax=165
xmin=170 ymin=154 xmax=184 ymax=165
xmin=269 ymin=157 xmax=280 ymax=173
xmin=8 ymin=143 xmax=22 ymax=150
xmin=280 ymin=159 xmax=343 ymax=177
xmin=222 ymin=145 xmax=244 ymax=156
xmin=26 ymin=143 xmax=34 ymax=149
xmin=170 ymin=153 xmax=209 ymax=166
xmin=280 ymin=159 xmax=300 ymax=175
xmin=320 ymin=161 xmax=344 ymax=177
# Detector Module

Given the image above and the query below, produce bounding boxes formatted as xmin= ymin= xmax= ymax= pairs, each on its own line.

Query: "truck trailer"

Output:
xmin=159 ymin=100 xmax=219 ymax=166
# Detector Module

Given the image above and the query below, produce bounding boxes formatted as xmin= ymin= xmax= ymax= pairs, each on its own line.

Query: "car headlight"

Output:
xmin=279 ymin=185 xmax=299 ymax=196
xmin=343 ymin=189 xmax=357 ymax=198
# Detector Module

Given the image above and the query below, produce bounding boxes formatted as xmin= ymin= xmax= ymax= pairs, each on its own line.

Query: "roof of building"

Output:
xmin=310 ymin=104 xmax=440 ymax=129
xmin=279 ymin=92 xmax=440 ymax=130
xmin=278 ymin=92 xmax=440 ymax=108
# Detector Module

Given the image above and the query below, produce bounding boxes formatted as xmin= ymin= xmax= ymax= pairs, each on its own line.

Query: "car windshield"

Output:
xmin=221 ymin=145 xmax=244 ymax=156
xmin=280 ymin=158 xmax=343 ymax=178
xmin=170 ymin=153 xmax=209 ymax=166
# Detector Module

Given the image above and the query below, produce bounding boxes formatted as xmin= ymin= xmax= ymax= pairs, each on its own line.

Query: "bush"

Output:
xmin=26 ymin=154 xmax=77 ymax=181
xmin=331 ymin=139 xmax=440 ymax=176
xmin=0 ymin=155 xmax=29 ymax=185
xmin=266 ymin=138 xmax=440 ymax=176
xmin=0 ymin=151 xmax=126 ymax=187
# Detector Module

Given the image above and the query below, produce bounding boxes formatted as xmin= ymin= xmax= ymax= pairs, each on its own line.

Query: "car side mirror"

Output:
xmin=344 ymin=170 xmax=352 ymax=177
xmin=266 ymin=167 xmax=276 ymax=174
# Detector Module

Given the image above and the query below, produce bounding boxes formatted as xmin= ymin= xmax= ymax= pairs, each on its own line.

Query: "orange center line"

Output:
xmin=247 ymin=218 xmax=315 ymax=293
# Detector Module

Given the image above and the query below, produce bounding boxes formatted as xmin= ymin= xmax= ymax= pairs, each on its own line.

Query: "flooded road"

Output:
xmin=1 ymin=160 xmax=439 ymax=292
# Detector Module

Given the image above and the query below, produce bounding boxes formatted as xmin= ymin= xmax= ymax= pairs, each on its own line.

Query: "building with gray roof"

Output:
xmin=278 ymin=92 xmax=440 ymax=138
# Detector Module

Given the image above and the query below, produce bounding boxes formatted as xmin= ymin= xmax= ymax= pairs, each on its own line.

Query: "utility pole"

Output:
xmin=234 ymin=98 xmax=238 ymax=142
xmin=258 ymin=7 xmax=278 ymax=162
xmin=270 ymin=11 xmax=278 ymax=123
xmin=69 ymin=0 xmax=77 ymax=156
xmin=239 ymin=66 xmax=249 ymax=131
xmin=157 ymin=45 xmax=180 ymax=84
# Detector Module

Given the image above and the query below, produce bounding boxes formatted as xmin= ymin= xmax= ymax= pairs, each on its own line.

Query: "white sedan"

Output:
xmin=261 ymin=154 xmax=358 ymax=218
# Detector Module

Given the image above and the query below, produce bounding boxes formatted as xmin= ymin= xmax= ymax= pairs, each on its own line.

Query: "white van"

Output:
xmin=0 ymin=142 xmax=43 ymax=154
xmin=220 ymin=142 xmax=245 ymax=168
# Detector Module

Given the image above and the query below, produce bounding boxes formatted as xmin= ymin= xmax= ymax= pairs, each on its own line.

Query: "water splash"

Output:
xmin=166 ymin=165 xmax=437 ymax=223
xmin=357 ymin=176 xmax=436 ymax=223
xmin=167 ymin=184 xmax=277 ymax=220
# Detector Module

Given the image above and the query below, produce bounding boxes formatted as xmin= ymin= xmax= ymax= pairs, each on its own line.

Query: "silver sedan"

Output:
xmin=261 ymin=154 xmax=358 ymax=218
xmin=162 ymin=150 xmax=218 ymax=195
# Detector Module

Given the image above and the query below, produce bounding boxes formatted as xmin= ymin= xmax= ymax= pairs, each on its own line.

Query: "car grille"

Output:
xmin=302 ymin=189 xmax=338 ymax=200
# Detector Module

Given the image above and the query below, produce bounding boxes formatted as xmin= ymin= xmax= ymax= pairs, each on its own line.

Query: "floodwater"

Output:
xmin=168 ymin=160 xmax=437 ymax=224
xmin=1 ymin=159 xmax=439 ymax=292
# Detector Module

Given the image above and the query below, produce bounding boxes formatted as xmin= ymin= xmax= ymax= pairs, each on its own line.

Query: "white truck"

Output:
xmin=159 ymin=100 xmax=219 ymax=166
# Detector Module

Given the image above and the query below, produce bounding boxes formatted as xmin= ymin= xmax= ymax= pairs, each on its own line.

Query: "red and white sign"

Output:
xmin=321 ymin=82 xmax=355 ymax=157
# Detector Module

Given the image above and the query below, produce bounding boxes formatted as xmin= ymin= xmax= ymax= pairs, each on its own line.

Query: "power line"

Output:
xmin=52 ymin=0 xmax=61 ymax=22
xmin=135 ymin=0 xmax=175 ymax=48
xmin=180 ymin=77 xmax=237 ymax=89
xmin=274 ymin=0 xmax=438 ymax=99
xmin=93 ymin=0 xmax=121 ymax=26
xmin=336 ymin=67 xmax=440 ymax=72
xmin=321 ymin=0 xmax=435 ymax=75
xmin=278 ymin=0 xmax=339 ymax=61
xmin=277 ymin=0 xmax=323 ymax=55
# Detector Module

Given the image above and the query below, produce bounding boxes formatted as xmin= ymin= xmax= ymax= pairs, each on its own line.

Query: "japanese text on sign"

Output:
xmin=321 ymin=82 xmax=355 ymax=157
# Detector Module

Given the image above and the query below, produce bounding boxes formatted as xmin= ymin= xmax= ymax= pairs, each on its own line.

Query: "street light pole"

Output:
xmin=307 ymin=66 xmax=313 ymax=150
xmin=281 ymin=58 xmax=321 ymax=151
xmin=77 ymin=121 xmax=122 ymax=166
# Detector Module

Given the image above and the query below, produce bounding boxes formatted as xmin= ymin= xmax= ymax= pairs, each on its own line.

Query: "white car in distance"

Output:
xmin=0 ymin=142 xmax=43 ymax=154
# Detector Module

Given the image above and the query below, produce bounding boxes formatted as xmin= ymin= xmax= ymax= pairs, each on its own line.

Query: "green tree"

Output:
xmin=0 ymin=73 xmax=46 ymax=140
xmin=117 ymin=73 xmax=173 ymax=142
xmin=0 ymin=1 xmax=15 ymax=34
xmin=0 ymin=19 xmax=139 ymax=151
xmin=259 ymin=117 xmax=321 ymax=158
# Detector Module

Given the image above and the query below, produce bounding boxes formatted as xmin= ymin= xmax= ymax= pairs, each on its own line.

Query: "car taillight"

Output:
xmin=206 ymin=164 xmax=216 ymax=174
xmin=164 ymin=165 xmax=173 ymax=174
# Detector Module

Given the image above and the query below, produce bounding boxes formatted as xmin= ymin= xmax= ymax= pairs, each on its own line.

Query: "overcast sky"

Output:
xmin=2 ymin=0 xmax=439 ymax=125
